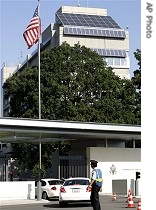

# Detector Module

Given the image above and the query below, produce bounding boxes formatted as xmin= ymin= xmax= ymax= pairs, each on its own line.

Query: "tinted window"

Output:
xmin=48 ymin=180 xmax=64 ymax=185
xmin=41 ymin=180 xmax=46 ymax=186
xmin=64 ymin=179 xmax=89 ymax=186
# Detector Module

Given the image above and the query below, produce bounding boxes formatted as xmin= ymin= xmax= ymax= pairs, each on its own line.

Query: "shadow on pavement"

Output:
xmin=43 ymin=202 xmax=91 ymax=208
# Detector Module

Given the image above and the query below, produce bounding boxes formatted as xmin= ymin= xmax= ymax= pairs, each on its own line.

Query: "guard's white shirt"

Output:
xmin=91 ymin=167 xmax=99 ymax=180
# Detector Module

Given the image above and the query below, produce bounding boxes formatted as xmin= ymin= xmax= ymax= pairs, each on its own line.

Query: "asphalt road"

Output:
xmin=0 ymin=196 xmax=140 ymax=210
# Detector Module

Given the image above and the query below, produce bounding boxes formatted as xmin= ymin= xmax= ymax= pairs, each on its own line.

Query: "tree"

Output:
xmin=32 ymin=163 xmax=46 ymax=180
xmin=3 ymin=43 xmax=140 ymax=173
xmin=11 ymin=143 xmax=53 ymax=175
xmin=131 ymin=49 xmax=141 ymax=124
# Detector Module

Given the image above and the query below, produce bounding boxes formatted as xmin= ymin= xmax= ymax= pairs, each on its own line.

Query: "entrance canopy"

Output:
xmin=0 ymin=117 xmax=141 ymax=144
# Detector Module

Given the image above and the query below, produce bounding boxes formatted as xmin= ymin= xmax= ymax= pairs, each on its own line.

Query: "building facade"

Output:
xmin=0 ymin=118 xmax=141 ymax=195
xmin=0 ymin=6 xmax=140 ymax=195
xmin=0 ymin=64 xmax=17 ymax=117
xmin=1 ymin=5 xmax=130 ymax=117
xmin=27 ymin=6 xmax=130 ymax=79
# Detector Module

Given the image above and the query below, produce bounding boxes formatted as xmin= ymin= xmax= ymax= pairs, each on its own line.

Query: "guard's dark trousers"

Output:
xmin=90 ymin=184 xmax=101 ymax=210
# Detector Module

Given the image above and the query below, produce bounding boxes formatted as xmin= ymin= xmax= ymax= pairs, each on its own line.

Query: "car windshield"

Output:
xmin=48 ymin=180 xmax=64 ymax=185
xmin=64 ymin=179 xmax=89 ymax=186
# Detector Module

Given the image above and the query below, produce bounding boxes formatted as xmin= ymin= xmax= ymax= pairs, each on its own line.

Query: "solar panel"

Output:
xmin=56 ymin=13 xmax=121 ymax=29
xmin=91 ymin=48 xmax=127 ymax=57
xmin=63 ymin=27 xmax=126 ymax=38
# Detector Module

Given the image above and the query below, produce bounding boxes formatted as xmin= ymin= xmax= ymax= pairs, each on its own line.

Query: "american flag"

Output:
xmin=23 ymin=6 xmax=41 ymax=49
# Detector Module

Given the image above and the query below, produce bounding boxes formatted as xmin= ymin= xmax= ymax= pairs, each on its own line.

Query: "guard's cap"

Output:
xmin=90 ymin=160 xmax=98 ymax=164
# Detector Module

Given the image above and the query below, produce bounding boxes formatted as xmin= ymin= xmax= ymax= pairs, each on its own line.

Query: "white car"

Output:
xmin=59 ymin=177 xmax=91 ymax=207
xmin=35 ymin=178 xmax=64 ymax=200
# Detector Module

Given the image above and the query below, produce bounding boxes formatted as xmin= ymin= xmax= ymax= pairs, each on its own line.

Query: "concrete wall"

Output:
xmin=1 ymin=66 xmax=17 ymax=117
xmin=58 ymin=6 xmax=108 ymax=16
xmin=58 ymin=25 xmax=129 ymax=53
xmin=86 ymin=147 xmax=141 ymax=195
xmin=0 ymin=181 xmax=35 ymax=200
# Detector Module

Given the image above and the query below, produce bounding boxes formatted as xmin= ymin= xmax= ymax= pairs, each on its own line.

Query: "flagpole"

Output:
xmin=23 ymin=0 xmax=42 ymax=201
xmin=37 ymin=0 xmax=42 ymax=201
xmin=38 ymin=0 xmax=41 ymax=166
xmin=38 ymin=0 xmax=41 ymax=121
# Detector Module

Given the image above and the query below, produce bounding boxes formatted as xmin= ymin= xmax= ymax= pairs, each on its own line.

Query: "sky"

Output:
xmin=1 ymin=0 xmax=141 ymax=75
xmin=0 ymin=0 xmax=141 ymax=114
xmin=1 ymin=1 xmax=156 ymax=204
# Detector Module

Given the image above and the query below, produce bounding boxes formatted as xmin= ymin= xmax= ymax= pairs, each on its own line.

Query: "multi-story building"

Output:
xmin=1 ymin=5 xmax=130 ymax=117
xmin=0 ymin=64 xmax=16 ymax=167
xmin=0 ymin=64 xmax=17 ymax=117
xmin=22 ymin=6 xmax=130 ymax=77
xmin=0 ymin=6 xmax=140 ymax=191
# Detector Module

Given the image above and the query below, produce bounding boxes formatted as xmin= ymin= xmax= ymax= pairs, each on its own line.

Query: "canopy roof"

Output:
xmin=0 ymin=118 xmax=141 ymax=144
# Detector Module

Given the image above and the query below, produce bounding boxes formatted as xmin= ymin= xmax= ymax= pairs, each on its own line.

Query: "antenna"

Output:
xmin=77 ymin=0 xmax=80 ymax=7
xmin=18 ymin=51 xmax=23 ymax=64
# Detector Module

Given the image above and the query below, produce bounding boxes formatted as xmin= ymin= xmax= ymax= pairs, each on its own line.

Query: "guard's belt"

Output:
xmin=96 ymin=178 xmax=103 ymax=182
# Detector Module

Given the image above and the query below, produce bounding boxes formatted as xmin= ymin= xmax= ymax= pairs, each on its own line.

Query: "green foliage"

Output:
xmin=3 ymin=43 xmax=141 ymax=173
xmin=131 ymin=49 xmax=141 ymax=124
xmin=11 ymin=143 xmax=53 ymax=172
xmin=3 ymin=67 xmax=39 ymax=118
xmin=3 ymin=43 xmax=140 ymax=124
xmin=132 ymin=49 xmax=141 ymax=90
xmin=32 ymin=164 xmax=46 ymax=179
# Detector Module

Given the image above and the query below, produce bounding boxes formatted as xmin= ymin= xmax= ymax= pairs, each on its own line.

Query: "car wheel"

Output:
xmin=59 ymin=201 xmax=67 ymax=207
xmin=42 ymin=192 xmax=48 ymax=200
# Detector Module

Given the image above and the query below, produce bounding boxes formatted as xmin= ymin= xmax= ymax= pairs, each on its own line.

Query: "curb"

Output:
xmin=0 ymin=199 xmax=50 ymax=206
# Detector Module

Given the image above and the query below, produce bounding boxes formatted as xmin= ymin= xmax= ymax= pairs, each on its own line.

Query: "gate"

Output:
xmin=112 ymin=179 xmax=127 ymax=195
xmin=59 ymin=156 xmax=87 ymax=179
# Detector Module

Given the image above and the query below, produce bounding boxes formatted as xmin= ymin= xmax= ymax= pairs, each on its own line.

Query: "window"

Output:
xmin=114 ymin=58 xmax=120 ymax=66
xmin=64 ymin=179 xmax=89 ymax=186
xmin=121 ymin=58 xmax=127 ymax=66
xmin=48 ymin=180 xmax=64 ymax=185
xmin=105 ymin=57 xmax=127 ymax=67
xmin=41 ymin=181 xmax=46 ymax=186
xmin=106 ymin=57 xmax=113 ymax=65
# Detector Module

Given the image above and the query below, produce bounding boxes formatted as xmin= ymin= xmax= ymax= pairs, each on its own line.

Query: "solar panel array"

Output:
xmin=56 ymin=13 xmax=121 ymax=29
xmin=91 ymin=48 xmax=127 ymax=57
xmin=64 ymin=27 xmax=126 ymax=38
xmin=56 ymin=12 xmax=126 ymax=58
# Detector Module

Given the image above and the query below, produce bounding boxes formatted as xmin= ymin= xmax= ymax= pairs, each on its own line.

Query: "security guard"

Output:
xmin=88 ymin=160 xmax=103 ymax=210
